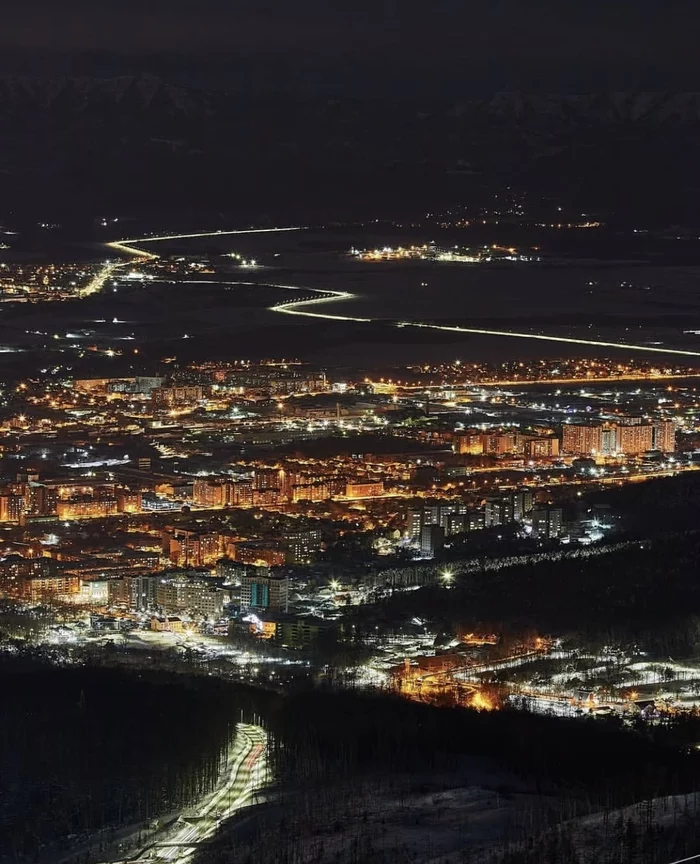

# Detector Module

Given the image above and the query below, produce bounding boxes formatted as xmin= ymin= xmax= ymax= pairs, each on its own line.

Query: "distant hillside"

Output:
xmin=1 ymin=76 xmax=698 ymax=220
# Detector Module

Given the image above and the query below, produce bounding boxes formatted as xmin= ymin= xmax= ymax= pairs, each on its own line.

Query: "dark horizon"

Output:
xmin=2 ymin=0 xmax=700 ymax=94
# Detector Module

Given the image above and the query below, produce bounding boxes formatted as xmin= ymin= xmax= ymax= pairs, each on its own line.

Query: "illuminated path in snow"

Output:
xmin=106 ymin=229 xmax=700 ymax=360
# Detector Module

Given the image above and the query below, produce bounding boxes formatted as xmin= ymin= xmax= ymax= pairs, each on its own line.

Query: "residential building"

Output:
xmin=109 ymin=574 xmax=158 ymax=611
xmin=241 ymin=571 xmax=289 ymax=611
xmin=653 ymin=421 xmax=676 ymax=453
xmin=484 ymin=496 xmax=513 ymax=527
xmin=562 ymin=424 xmax=603 ymax=456
xmin=155 ymin=576 xmax=225 ymax=619
xmin=56 ymin=499 xmax=118 ymax=520
xmin=531 ymin=506 xmax=563 ymax=539
xmin=616 ymin=424 xmax=654 ymax=456
xmin=524 ymin=437 xmax=560 ymax=459
xmin=454 ymin=433 xmax=484 ymax=455
xmin=285 ymin=529 xmax=322 ymax=564
xmin=0 ymin=494 xmax=24 ymax=523
xmin=193 ymin=479 xmax=226 ymax=507
xmin=419 ymin=524 xmax=444 ymax=558
xmin=345 ymin=481 xmax=384 ymax=498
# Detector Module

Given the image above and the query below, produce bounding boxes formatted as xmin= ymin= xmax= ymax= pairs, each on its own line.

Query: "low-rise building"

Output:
xmin=150 ymin=615 xmax=185 ymax=633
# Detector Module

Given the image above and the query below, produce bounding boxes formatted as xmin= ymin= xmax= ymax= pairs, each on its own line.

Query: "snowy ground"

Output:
xmin=223 ymin=782 xmax=700 ymax=864
xmin=471 ymin=789 xmax=700 ymax=864
xmin=206 ymin=767 xmax=564 ymax=864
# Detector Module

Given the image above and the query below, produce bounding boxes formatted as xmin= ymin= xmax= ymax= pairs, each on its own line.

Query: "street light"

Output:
xmin=440 ymin=568 xmax=454 ymax=585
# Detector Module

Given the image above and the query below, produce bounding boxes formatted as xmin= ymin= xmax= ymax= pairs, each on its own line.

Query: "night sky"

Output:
xmin=2 ymin=0 xmax=699 ymax=92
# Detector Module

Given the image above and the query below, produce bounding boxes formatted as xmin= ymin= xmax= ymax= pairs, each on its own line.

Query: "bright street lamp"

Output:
xmin=440 ymin=569 xmax=454 ymax=585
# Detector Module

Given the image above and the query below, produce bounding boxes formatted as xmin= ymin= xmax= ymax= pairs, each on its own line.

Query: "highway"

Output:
xmin=113 ymin=225 xmax=305 ymax=248
xmin=99 ymin=227 xmax=700 ymax=359
xmin=271 ymin=283 xmax=700 ymax=358
xmin=106 ymin=723 xmax=267 ymax=864
xmin=400 ymin=320 xmax=700 ymax=359
xmin=274 ymin=291 xmax=700 ymax=358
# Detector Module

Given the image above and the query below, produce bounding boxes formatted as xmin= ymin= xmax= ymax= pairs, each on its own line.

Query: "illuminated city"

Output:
xmin=5 ymin=4 xmax=700 ymax=861
xmin=0 ymin=204 xmax=700 ymax=864
xmin=4 ymin=211 xmax=700 ymax=862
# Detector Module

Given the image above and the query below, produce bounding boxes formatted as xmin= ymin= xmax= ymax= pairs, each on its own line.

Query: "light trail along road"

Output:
xmin=114 ymin=225 xmax=306 ymax=246
xmin=105 ymin=723 xmax=267 ymax=864
xmin=90 ymin=226 xmax=307 ymax=298
xmin=104 ymin=226 xmax=700 ymax=359
xmin=272 ymin=292 xmax=700 ymax=358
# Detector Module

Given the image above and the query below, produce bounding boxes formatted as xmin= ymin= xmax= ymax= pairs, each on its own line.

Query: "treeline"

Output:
xmin=605 ymin=472 xmax=700 ymax=537
xmin=203 ymin=690 xmax=700 ymax=864
xmin=269 ymin=691 xmax=700 ymax=808
xmin=346 ymin=531 xmax=700 ymax=655
xmin=486 ymin=797 xmax=700 ymax=864
xmin=0 ymin=659 xmax=274 ymax=862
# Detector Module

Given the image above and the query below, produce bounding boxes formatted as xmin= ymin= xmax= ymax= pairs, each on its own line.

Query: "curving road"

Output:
xmin=103 ymin=226 xmax=700 ymax=359
xmin=272 ymin=290 xmax=700 ymax=358
xmin=105 ymin=723 xmax=267 ymax=864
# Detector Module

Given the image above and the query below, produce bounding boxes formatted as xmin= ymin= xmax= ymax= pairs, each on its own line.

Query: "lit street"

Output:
xmin=103 ymin=723 xmax=267 ymax=864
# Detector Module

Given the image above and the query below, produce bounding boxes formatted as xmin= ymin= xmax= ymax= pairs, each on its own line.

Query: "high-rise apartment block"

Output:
xmin=0 ymin=494 xmax=24 ymax=523
xmin=151 ymin=385 xmax=205 ymax=410
xmin=454 ymin=433 xmax=484 ymax=455
xmin=109 ymin=574 xmax=158 ymax=611
xmin=285 ymin=529 xmax=322 ymax=564
xmin=484 ymin=490 xmax=533 ymax=527
xmin=482 ymin=433 xmax=517 ymax=455
xmin=616 ymin=424 xmax=653 ymax=455
xmin=163 ymin=528 xmax=223 ymax=567
xmin=241 ymin=571 xmax=289 ymax=611
xmin=407 ymin=502 xmax=468 ymax=540
xmin=653 ymin=421 xmax=676 ymax=453
xmin=484 ymin=497 xmax=514 ymax=528
xmin=345 ymin=481 xmax=384 ymax=498
xmin=563 ymin=421 xmax=661 ymax=457
xmin=524 ymin=437 xmax=560 ymax=459
xmin=531 ymin=506 xmax=563 ymax=539
xmin=193 ymin=479 xmax=227 ymax=507
xmin=419 ymin=524 xmax=444 ymax=558
xmin=562 ymin=424 xmax=603 ymax=456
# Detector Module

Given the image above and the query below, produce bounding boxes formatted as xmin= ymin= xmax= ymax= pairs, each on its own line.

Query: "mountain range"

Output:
xmin=1 ymin=75 xmax=698 ymax=221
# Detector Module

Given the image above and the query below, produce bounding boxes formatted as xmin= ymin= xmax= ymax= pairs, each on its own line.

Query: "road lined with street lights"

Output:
xmin=104 ymin=723 xmax=267 ymax=864
xmin=274 ymin=291 xmax=700 ymax=358
xmin=99 ymin=226 xmax=700 ymax=360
